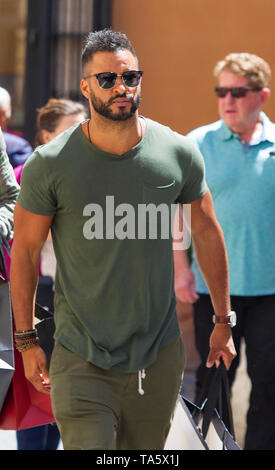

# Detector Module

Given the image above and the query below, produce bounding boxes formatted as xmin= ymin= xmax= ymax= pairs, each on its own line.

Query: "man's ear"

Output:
xmin=260 ymin=87 xmax=270 ymax=107
xmin=80 ymin=79 xmax=90 ymax=100
xmin=41 ymin=129 xmax=52 ymax=144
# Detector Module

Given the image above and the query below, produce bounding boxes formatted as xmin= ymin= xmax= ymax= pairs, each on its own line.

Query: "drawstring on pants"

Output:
xmin=138 ymin=369 xmax=146 ymax=395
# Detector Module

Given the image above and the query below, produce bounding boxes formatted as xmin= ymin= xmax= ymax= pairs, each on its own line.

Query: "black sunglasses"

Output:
xmin=214 ymin=86 xmax=262 ymax=98
xmin=84 ymin=70 xmax=143 ymax=89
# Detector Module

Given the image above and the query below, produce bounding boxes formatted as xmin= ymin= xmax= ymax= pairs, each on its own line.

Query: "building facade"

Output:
xmin=1 ymin=0 xmax=275 ymax=144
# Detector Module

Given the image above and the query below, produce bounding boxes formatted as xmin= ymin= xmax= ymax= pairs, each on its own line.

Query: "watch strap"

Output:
xmin=214 ymin=315 xmax=232 ymax=324
xmin=213 ymin=311 xmax=236 ymax=327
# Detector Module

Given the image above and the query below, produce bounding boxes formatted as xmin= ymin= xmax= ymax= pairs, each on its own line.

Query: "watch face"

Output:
xmin=230 ymin=311 xmax=237 ymax=327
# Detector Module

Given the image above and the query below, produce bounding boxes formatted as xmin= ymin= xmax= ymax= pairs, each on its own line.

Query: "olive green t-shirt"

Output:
xmin=18 ymin=117 xmax=207 ymax=373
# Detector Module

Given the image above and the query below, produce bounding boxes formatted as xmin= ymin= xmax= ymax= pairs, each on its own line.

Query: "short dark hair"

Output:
xmin=81 ymin=28 xmax=137 ymax=70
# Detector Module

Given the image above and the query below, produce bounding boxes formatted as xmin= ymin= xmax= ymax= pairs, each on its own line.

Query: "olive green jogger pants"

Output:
xmin=50 ymin=337 xmax=185 ymax=450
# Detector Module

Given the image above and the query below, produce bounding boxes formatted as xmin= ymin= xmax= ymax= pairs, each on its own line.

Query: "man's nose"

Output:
xmin=223 ymin=90 xmax=235 ymax=103
xmin=113 ymin=76 xmax=127 ymax=92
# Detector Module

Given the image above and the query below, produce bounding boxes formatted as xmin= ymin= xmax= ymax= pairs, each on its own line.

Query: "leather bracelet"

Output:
xmin=15 ymin=337 xmax=39 ymax=352
xmin=14 ymin=328 xmax=39 ymax=352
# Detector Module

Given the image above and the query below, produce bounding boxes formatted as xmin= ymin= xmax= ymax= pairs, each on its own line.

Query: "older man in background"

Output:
xmin=175 ymin=52 xmax=275 ymax=450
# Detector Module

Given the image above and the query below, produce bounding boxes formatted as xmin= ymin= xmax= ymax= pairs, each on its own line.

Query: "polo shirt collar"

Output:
xmin=218 ymin=112 xmax=275 ymax=145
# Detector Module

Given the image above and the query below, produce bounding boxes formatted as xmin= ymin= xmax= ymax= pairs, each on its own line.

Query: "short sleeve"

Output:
xmin=177 ymin=142 xmax=208 ymax=204
xmin=17 ymin=150 xmax=57 ymax=215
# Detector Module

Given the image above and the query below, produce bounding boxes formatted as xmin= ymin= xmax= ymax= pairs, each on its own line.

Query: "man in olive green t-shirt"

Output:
xmin=10 ymin=29 xmax=236 ymax=450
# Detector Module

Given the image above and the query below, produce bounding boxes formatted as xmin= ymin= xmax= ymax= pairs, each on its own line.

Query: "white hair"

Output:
xmin=0 ymin=87 xmax=11 ymax=119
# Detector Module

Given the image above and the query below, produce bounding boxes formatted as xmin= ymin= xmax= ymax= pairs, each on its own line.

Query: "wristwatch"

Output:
xmin=212 ymin=311 xmax=237 ymax=327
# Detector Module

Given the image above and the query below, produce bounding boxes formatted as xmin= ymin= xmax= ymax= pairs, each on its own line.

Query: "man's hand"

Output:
xmin=174 ymin=266 xmax=199 ymax=303
xmin=206 ymin=325 xmax=237 ymax=370
xmin=21 ymin=345 xmax=51 ymax=394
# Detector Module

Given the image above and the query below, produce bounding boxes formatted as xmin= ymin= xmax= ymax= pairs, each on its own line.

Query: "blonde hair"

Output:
xmin=214 ymin=53 xmax=271 ymax=88
xmin=35 ymin=98 xmax=87 ymax=146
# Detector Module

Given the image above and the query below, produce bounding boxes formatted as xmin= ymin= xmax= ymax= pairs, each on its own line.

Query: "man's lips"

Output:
xmin=109 ymin=95 xmax=132 ymax=106
xmin=112 ymin=98 xmax=130 ymax=105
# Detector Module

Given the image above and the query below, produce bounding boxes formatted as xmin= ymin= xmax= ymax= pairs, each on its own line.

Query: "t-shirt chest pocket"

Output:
xmin=142 ymin=180 xmax=176 ymax=205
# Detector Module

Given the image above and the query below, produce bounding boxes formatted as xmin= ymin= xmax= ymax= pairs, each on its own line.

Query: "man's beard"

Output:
xmin=90 ymin=90 xmax=141 ymax=121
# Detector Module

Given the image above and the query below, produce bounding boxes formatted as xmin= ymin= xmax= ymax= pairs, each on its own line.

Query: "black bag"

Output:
xmin=35 ymin=302 xmax=55 ymax=368
xmin=165 ymin=362 xmax=241 ymax=450
xmin=35 ymin=274 xmax=55 ymax=367
xmin=36 ymin=275 xmax=55 ymax=313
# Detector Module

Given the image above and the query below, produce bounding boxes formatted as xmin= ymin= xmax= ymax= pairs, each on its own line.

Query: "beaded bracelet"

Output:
xmin=15 ymin=337 xmax=39 ymax=352
xmin=14 ymin=328 xmax=39 ymax=352
xmin=14 ymin=328 xmax=37 ymax=337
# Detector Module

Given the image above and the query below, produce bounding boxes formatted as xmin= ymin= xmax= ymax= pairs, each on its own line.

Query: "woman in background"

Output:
xmin=16 ymin=98 xmax=87 ymax=451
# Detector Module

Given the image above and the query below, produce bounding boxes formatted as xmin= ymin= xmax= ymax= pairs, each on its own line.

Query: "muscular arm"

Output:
xmin=190 ymin=190 xmax=230 ymax=316
xmin=10 ymin=203 xmax=54 ymax=392
xmin=183 ymin=189 xmax=236 ymax=369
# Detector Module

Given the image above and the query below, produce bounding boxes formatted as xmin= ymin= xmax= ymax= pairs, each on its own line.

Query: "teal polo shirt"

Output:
xmin=188 ymin=112 xmax=275 ymax=296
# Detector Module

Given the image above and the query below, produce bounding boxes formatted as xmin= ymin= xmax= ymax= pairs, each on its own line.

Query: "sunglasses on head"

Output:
xmin=214 ymin=86 xmax=262 ymax=98
xmin=84 ymin=70 xmax=143 ymax=89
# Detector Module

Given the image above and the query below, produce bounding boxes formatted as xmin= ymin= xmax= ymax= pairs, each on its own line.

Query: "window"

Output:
xmin=50 ymin=0 xmax=94 ymax=101
xmin=0 ymin=0 xmax=27 ymax=133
